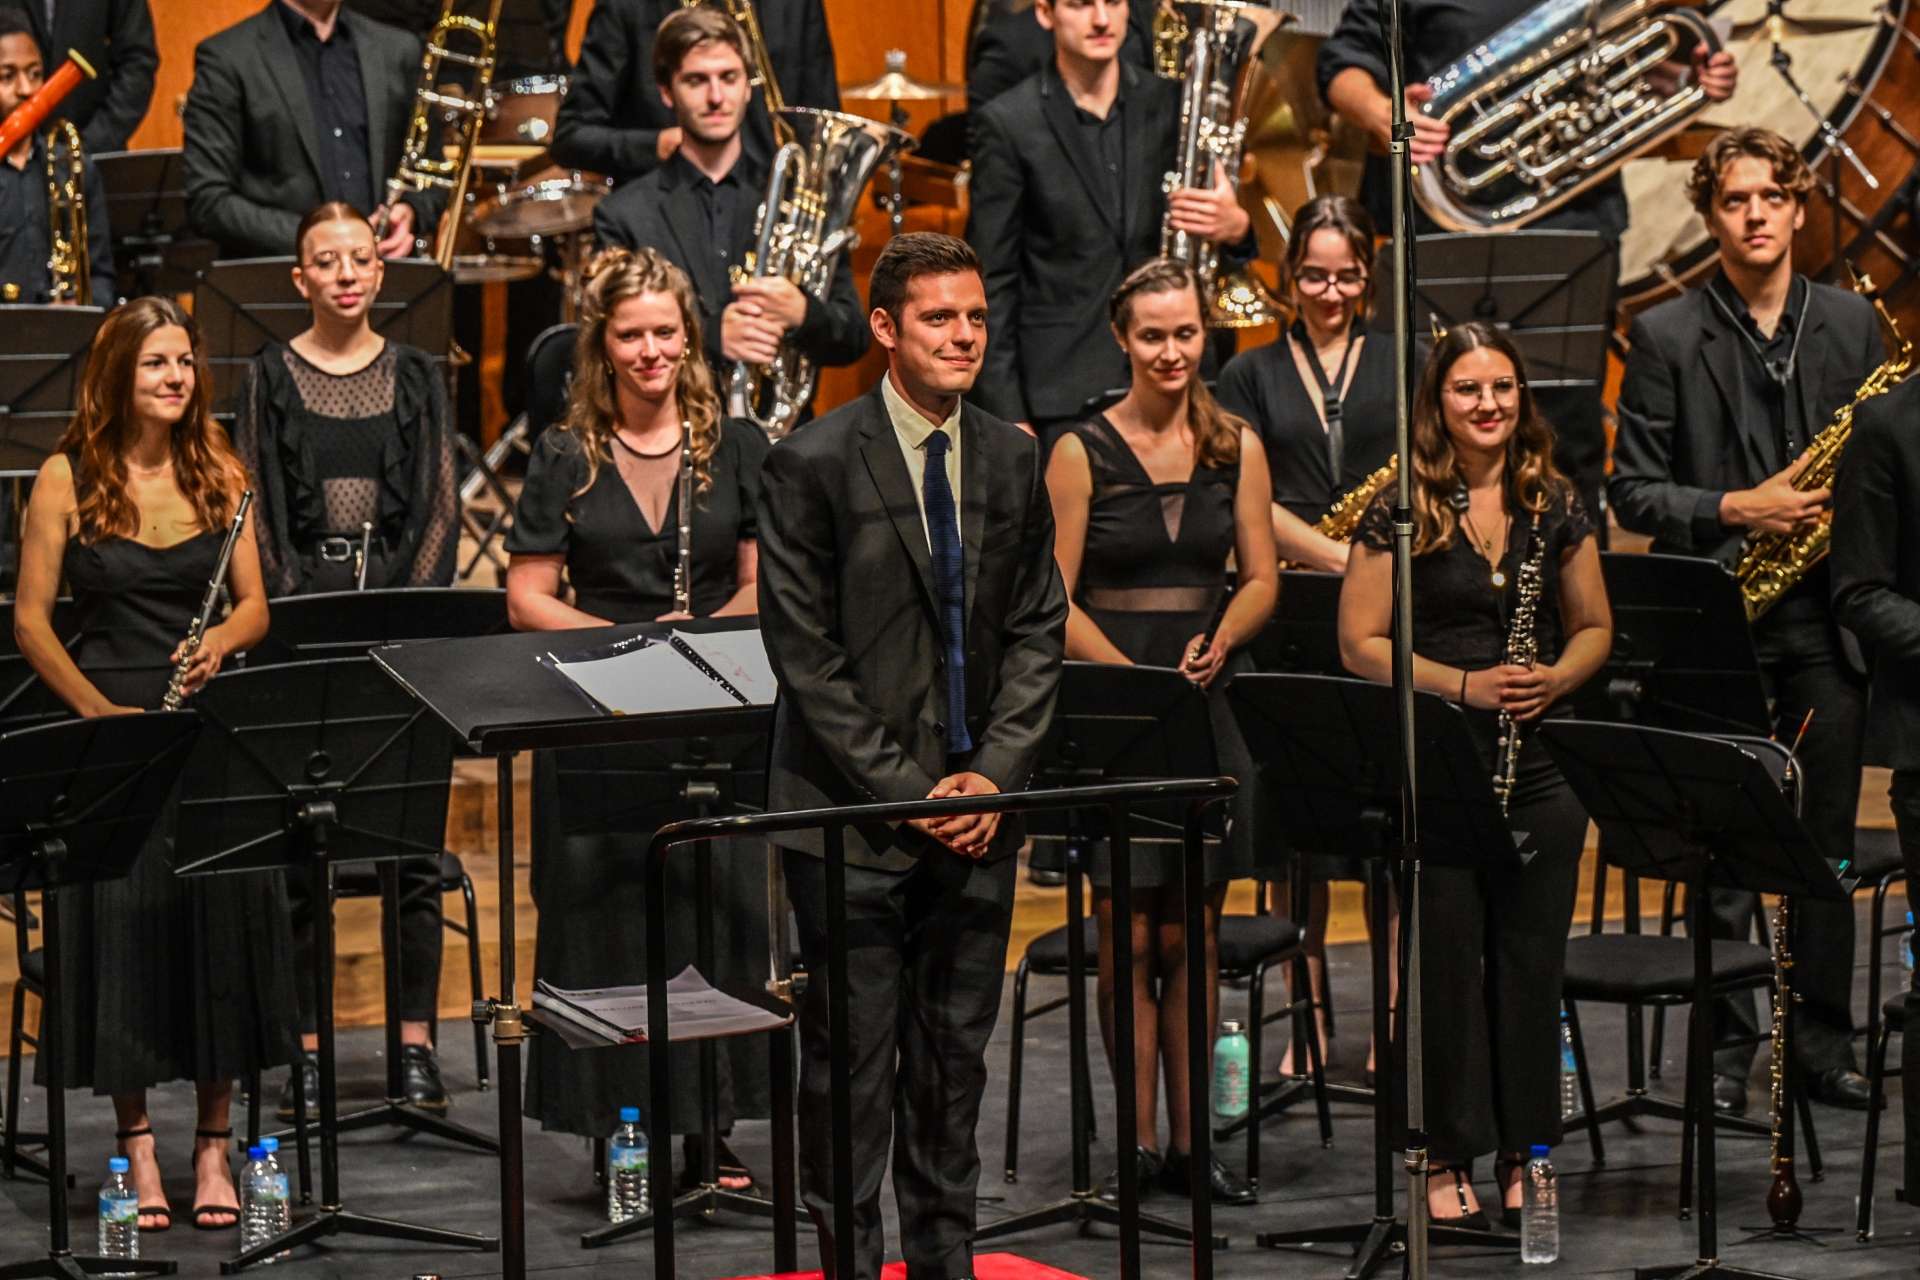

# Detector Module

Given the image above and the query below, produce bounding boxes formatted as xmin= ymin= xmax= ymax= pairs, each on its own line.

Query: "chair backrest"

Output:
xmin=522 ymin=323 xmax=580 ymax=446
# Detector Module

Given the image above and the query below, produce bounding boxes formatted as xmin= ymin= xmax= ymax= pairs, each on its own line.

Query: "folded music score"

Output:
xmin=542 ymin=627 xmax=778 ymax=715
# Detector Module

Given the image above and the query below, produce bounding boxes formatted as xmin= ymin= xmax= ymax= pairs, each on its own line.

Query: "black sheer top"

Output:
xmin=506 ymin=418 xmax=768 ymax=623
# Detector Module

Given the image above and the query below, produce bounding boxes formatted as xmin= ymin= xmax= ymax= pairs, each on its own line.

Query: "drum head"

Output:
xmin=481 ymin=75 xmax=569 ymax=148
xmin=470 ymin=168 xmax=615 ymax=238
xmin=451 ymin=254 xmax=546 ymax=285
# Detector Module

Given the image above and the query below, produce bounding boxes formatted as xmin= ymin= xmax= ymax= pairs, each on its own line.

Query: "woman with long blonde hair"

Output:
xmin=506 ymin=247 xmax=769 ymax=1189
xmin=13 ymin=297 xmax=296 ymax=1233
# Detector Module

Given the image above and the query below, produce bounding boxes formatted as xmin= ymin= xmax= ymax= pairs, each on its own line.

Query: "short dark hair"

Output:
xmin=0 ymin=7 xmax=40 ymax=50
xmin=652 ymin=6 xmax=748 ymax=88
xmin=869 ymin=232 xmax=983 ymax=319
xmin=1688 ymin=127 xmax=1815 ymax=216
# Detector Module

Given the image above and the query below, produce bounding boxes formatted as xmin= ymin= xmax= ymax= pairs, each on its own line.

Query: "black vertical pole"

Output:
xmin=825 ymin=824 xmax=855 ymax=1280
xmin=311 ymin=846 xmax=340 ymax=1207
xmin=647 ymin=833 xmax=675 ymax=1278
xmin=1182 ymin=800 xmax=1213 ymax=1280
xmin=41 ymin=871 xmax=68 ymax=1258
xmin=770 ymin=1021 xmax=797 ymax=1271
xmin=378 ymin=862 xmax=406 ymax=1102
xmin=1109 ymin=800 xmax=1141 ymax=1280
xmin=495 ymin=752 xmax=525 ymax=1280
xmin=1064 ymin=830 xmax=1092 ymax=1196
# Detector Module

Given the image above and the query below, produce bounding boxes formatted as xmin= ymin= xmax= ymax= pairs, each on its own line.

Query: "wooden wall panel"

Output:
xmin=129 ymin=0 xmax=260 ymax=150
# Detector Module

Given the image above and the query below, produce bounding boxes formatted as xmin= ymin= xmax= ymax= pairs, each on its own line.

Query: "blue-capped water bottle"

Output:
xmin=608 ymin=1106 xmax=650 ymax=1223
xmin=1522 ymin=1144 xmax=1559 ymax=1264
xmin=97 ymin=1156 xmax=139 ymax=1269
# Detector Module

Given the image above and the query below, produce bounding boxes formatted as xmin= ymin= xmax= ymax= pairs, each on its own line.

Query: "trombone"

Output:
xmin=380 ymin=0 xmax=503 ymax=269
xmin=45 ymin=118 xmax=90 ymax=306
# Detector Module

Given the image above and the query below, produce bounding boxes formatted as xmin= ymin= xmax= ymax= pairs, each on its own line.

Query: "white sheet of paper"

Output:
xmin=673 ymin=628 xmax=779 ymax=706
xmin=549 ymin=640 xmax=740 ymax=715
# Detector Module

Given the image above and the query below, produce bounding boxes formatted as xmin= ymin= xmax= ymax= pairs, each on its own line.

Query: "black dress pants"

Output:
xmin=784 ymin=846 xmax=1015 ymax=1280
xmin=288 ymin=857 xmax=444 ymax=1035
xmin=1893 ymin=771 xmax=1920 ymax=1188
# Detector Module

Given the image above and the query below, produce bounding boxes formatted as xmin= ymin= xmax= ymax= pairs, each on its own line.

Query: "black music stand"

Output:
xmin=975 ymin=662 xmax=1232 ymax=1253
xmin=1536 ymin=721 xmax=1850 ymax=1280
xmin=92 ymin=150 xmax=217 ymax=301
xmin=1228 ymin=674 xmax=1518 ymax=1279
xmin=0 ymin=712 xmax=201 ymax=1280
xmin=1249 ymin=570 xmax=1346 ymax=677
xmin=0 ymin=307 xmax=106 ymax=470
xmin=0 ymin=600 xmax=76 ymax=732
xmin=169 ymin=659 xmax=498 ymax=1272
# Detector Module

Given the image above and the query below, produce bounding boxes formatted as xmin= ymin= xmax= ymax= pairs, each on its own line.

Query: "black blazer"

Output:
xmin=1610 ymin=279 xmax=1883 ymax=562
xmin=964 ymin=0 xmax=1154 ymax=120
xmin=1832 ymin=376 xmax=1920 ymax=770
xmin=182 ymin=5 xmax=442 ymax=259
xmin=756 ymin=384 xmax=1068 ymax=871
xmin=591 ymin=153 xmax=868 ymax=379
xmin=549 ymin=0 xmax=840 ymax=185
xmin=24 ymin=0 xmax=156 ymax=153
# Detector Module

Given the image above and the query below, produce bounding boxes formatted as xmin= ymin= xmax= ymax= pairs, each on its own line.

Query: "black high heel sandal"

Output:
xmin=1426 ymin=1162 xmax=1488 ymax=1232
xmin=189 ymin=1127 xmax=239 ymax=1231
xmin=114 ymin=1125 xmax=171 ymax=1233
xmin=1493 ymin=1153 xmax=1524 ymax=1230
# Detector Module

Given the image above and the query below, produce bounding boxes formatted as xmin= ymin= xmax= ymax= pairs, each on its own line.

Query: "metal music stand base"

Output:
xmin=583 ymin=1184 xmax=779 ymax=1248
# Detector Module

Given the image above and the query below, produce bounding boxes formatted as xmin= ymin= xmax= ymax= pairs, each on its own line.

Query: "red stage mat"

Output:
xmin=728 ymin=1253 xmax=1086 ymax=1280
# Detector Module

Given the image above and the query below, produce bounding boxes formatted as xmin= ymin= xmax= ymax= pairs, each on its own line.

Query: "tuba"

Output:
xmin=1159 ymin=0 xmax=1286 ymax=328
xmin=382 ymin=0 xmax=502 ymax=270
xmin=1413 ymin=0 xmax=1721 ymax=233
xmin=728 ymin=107 xmax=914 ymax=439
xmin=45 ymin=118 xmax=90 ymax=306
xmin=682 ymin=0 xmax=796 ymax=151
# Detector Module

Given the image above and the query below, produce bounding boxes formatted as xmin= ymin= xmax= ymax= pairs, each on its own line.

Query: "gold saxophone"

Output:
xmin=45 ymin=117 xmax=89 ymax=306
xmin=683 ymin=0 xmax=796 ymax=151
xmin=1280 ymin=456 xmax=1396 ymax=569
xmin=1734 ymin=274 xmax=1914 ymax=621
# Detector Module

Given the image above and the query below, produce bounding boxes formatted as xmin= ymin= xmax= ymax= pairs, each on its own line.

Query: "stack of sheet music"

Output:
xmin=532 ymin=967 xmax=791 ymax=1048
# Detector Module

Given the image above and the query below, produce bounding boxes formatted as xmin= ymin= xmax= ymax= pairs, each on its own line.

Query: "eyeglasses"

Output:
xmin=1445 ymin=377 xmax=1523 ymax=404
xmin=1294 ymin=268 xmax=1369 ymax=295
xmin=302 ymin=252 xmax=376 ymax=276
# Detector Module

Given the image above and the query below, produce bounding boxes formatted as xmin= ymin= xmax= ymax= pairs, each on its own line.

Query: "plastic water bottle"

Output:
xmin=1903 ymin=912 xmax=1915 ymax=976
xmin=240 ymin=1144 xmax=289 ymax=1262
xmin=97 ymin=1156 xmax=139 ymax=1269
xmin=1559 ymin=1012 xmax=1580 ymax=1120
xmin=256 ymin=1139 xmax=291 ymax=1256
xmin=608 ymin=1107 xmax=650 ymax=1223
xmin=1521 ymin=1144 xmax=1559 ymax=1264
xmin=1213 ymin=1019 xmax=1251 ymax=1121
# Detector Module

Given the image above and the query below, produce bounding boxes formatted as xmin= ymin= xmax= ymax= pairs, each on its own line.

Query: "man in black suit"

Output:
xmin=20 ymin=0 xmax=154 ymax=152
xmin=967 ymin=0 xmax=1251 ymax=435
xmin=963 ymin=0 xmax=1150 ymax=119
xmin=1831 ymin=350 xmax=1920 ymax=1193
xmin=593 ymin=5 xmax=866 ymax=412
xmin=182 ymin=0 xmax=444 ymax=260
xmin=552 ymin=0 xmax=839 ymax=185
xmin=756 ymin=231 xmax=1066 ymax=1278
xmin=1612 ymin=126 xmax=1881 ymax=1114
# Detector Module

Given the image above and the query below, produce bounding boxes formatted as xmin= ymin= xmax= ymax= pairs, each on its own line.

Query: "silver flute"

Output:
xmin=162 ymin=490 xmax=253 ymax=711
xmin=673 ymin=434 xmax=693 ymax=614
xmin=1493 ymin=514 xmax=1546 ymax=815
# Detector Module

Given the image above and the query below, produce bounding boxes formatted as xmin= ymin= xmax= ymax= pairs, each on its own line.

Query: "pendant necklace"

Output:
xmin=1461 ymin=507 xmax=1510 ymax=590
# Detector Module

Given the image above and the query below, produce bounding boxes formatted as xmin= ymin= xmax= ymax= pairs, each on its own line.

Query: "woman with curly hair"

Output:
xmin=13 ymin=296 xmax=297 ymax=1233
xmin=1338 ymin=320 xmax=1611 ymax=1229
xmin=506 ymin=246 xmax=769 ymax=1190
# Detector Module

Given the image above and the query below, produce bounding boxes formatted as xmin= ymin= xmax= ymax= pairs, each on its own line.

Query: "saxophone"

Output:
xmin=1734 ymin=275 xmax=1914 ymax=620
xmin=1279 ymin=455 xmax=1396 ymax=569
xmin=161 ymin=492 xmax=253 ymax=712
xmin=1493 ymin=514 xmax=1545 ymax=816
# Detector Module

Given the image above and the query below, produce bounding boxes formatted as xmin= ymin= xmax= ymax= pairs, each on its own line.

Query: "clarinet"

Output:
xmin=672 ymin=431 xmax=694 ymax=615
xmin=1492 ymin=513 xmax=1545 ymax=815
xmin=162 ymin=491 xmax=253 ymax=711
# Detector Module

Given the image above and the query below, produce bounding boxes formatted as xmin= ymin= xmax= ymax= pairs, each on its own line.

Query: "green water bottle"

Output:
xmin=1213 ymin=1019 xmax=1251 ymax=1121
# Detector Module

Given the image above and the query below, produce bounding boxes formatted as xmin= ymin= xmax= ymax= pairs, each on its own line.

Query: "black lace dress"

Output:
xmin=47 ymin=531 xmax=298 ymax=1094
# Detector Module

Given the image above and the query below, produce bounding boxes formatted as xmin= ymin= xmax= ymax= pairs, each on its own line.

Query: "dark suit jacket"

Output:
xmin=343 ymin=0 xmax=570 ymax=75
xmin=964 ymin=0 xmax=1153 ymax=120
xmin=549 ymin=0 xmax=840 ymax=185
xmin=182 ymin=5 xmax=442 ymax=259
xmin=756 ymin=384 xmax=1068 ymax=871
xmin=591 ymin=151 xmax=868 ymax=380
xmin=1832 ymin=376 xmax=1920 ymax=770
xmin=1610 ymin=278 xmax=1883 ymax=563
xmin=24 ymin=0 xmax=156 ymax=153
xmin=0 ymin=136 xmax=116 ymax=305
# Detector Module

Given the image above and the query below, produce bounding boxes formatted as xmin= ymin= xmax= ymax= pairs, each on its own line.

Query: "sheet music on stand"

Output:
xmin=538 ymin=627 xmax=777 ymax=715
xmin=531 ymin=967 xmax=792 ymax=1049
xmin=0 ymin=305 xmax=107 ymax=468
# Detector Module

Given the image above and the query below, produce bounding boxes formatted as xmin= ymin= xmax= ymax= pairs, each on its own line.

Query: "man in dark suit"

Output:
xmin=963 ymin=0 xmax=1150 ymax=119
xmin=756 ymin=231 xmax=1067 ymax=1278
xmin=593 ymin=5 xmax=865 ymax=409
xmin=20 ymin=0 xmax=154 ymax=152
xmin=551 ymin=0 xmax=838 ymax=185
xmin=1831 ymin=354 xmax=1920 ymax=1195
xmin=182 ymin=0 xmax=444 ymax=260
xmin=1612 ymin=126 xmax=1881 ymax=1115
xmin=967 ymin=0 xmax=1251 ymax=436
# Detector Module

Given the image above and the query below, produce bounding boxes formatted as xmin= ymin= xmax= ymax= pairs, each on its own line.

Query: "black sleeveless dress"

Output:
xmin=48 ymin=534 xmax=299 ymax=1094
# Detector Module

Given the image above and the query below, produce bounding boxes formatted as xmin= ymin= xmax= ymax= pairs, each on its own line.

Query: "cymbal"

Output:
xmin=841 ymin=50 xmax=960 ymax=102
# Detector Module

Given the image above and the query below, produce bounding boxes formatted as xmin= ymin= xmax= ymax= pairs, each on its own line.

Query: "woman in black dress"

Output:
xmin=1046 ymin=258 xmax=1277 ymax=1203
xmin=505 ymin=247 xmax=768 ymax=1188
xmin=234 ymin=202 xmax=460 ymax=1116
xmin=1338 ymin=321 xmax=1611 ymax=1227
xmin=13 ymin=297 xmax=295 ymax=1232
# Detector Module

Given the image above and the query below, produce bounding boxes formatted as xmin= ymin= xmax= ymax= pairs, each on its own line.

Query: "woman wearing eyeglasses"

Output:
xmin=1338 ymin=321 xmax=1611 ymax=1229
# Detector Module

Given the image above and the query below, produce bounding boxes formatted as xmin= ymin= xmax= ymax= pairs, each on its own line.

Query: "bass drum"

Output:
xmin=1618 ymin=0 xmax=1920 ymax=325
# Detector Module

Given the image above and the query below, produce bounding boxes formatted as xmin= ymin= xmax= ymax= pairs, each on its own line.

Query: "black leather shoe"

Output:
xmin=1711 ymin=1073 xmax=1748 ymax=1116
xmin=1097 ymin=1146 xmax=1163 ymax=1204
xmin=1027 ymin=841 xmax=1066 ymax=888
xmin=1160 ymin=1148 xmax=1257 ymax=1205
xmin=275 ymin=1053 xmax=319 ymax=1121
xmin=1808 ymin=1067 xmax=1872 ymax=1111
xmin=399 ymin=1044 xmax=449 ymax=1113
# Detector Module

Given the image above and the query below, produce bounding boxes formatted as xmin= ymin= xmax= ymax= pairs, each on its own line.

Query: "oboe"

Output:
xmin=1492 ymin=514 xmax=1545 ymax=815
xmin=673 ymin=430 xmax=693 ymax=615
xmin=162 ymin=491 xmax=253 ymax=711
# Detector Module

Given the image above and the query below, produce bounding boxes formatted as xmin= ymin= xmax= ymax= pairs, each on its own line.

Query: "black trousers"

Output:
xmin=784 ymin=846 xmax=1015 ymax=1280
xmin=1707 ymin=628 xmax=1867 ymax=1078
xmin=1394 ymin=740 xmax=1588 ymax=1161
xmin=288 ymin=857 xmax=444 ymax=1034
xmin=1894 ymin=771 xmax=1920 ymax=1188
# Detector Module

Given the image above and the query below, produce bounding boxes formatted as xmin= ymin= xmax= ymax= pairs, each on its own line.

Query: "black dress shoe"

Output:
xmin=1027 ymin=841 xmax=1066 ymax=888
xmin=400 ymin=1044 xmax=449 ymax=1113
xmin=1808 ymin=1067 xmax=1872 ymax=1111
xmin=1159 ymin=1148 xmax=1257 ymax=1205
xmin=1096 ymin=1146 xmax=1163 ymax=1204
xmin=275 ymin=1053 xmax=320 ymax=1121
xmin=1711 ymin=1073 xmax=1748 ymax=1116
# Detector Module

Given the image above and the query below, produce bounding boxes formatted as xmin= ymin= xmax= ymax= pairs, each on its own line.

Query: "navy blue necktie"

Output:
xmin=922 ymin=429 xmax=971 ymax=755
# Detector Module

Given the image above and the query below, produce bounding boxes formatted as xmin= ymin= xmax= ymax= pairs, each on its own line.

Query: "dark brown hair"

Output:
xmin=1284 ymin=194 xmax=1376 ymax=305
xmin=1687 ymin=127 xmax=1815 ymax=216
xmin=293 ymin=200 xmax=374 ymax=260
xmin=58 ymin=297 xmax=247 ymax=544
xmin=652 ymin=6 xmax=748 ymax=86
xmin=869 ymin=231 xmax=983 ymax=320
xmin=1108 ymin=258 xmax=1244 ymax=471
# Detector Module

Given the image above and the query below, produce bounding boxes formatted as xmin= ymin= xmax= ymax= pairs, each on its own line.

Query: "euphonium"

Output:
xmin=1735 ymin=273 xmax=1914 ymax=620
xmin=728 ymin=107 xmax=913 ymax=439
xmin=45 ymin=118 xmax=89 ymax=306
xmin=682 ymin=0 xmax=795 ymax=151
xmin=1413 ymin=0 xmax=1721 ymax=233
xmin=1159 ymin=0 xmax=1285 ymax=328
xmin=382 ymin=0 xmax=502 ymax=270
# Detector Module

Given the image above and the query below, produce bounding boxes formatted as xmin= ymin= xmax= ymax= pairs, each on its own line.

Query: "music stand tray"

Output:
xmin=92 ymin=150 xmax=217 ymax=300
xmin=0 ymin=712 xmax=202 ymax=1280
xmin=0 ymin=307 xmax=107 ymax=470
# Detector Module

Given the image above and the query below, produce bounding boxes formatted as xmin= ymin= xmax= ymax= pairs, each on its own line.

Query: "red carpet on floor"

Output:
xmin=728 ymin=1253 xmax=1086 ymax=1280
